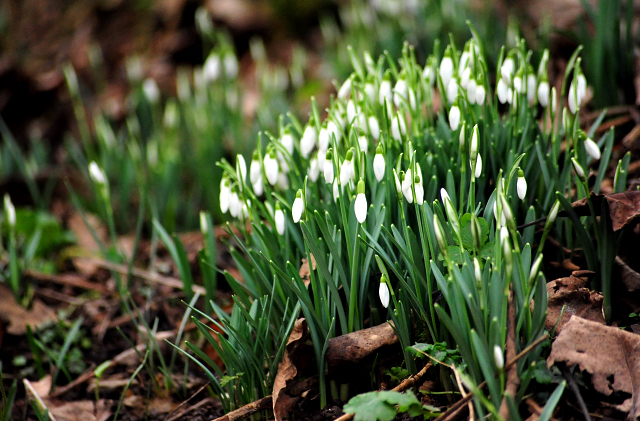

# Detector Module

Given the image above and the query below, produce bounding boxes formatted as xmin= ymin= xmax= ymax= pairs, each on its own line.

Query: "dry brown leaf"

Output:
xmin=273 ymin=318 xmax=307 ymax=421
xmin=0 ymin=284 xmax=57 ymax=335
xmin=546 ymin=271 xmax=605 ymax=333
xmin=616 ymin=257 xmax=640 ymax=292
xmin=298 ymin=255 xmax=317 ymax=287
xmin=565 ymin=191 xmax=640 ymax=232
xmin=325 ymin=322 xmax=398 ymax=369
xmin=547 ymin=316 xmax=640 ymax=417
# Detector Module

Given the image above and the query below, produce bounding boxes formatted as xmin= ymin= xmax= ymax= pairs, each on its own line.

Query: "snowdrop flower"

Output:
xmin=324 ymin=149 xmax=335 ymax=184
xmin=229 ymin=187 xmax=240 ymax=218
xmin=460 ymin=65 xmax=471 ymax=89
xmin=501 ymin=56 xmax=515 ymax=85
xmin=467 ymin=76 xmax=477 ymax=105
xmin=497 ymin=78 xmax=509 ymax=104
xmin=547 ymin=200 xmax=560 ymax=225
xmin=373 ymin=144 xmax=385 ymax=181
xmin=346 ymin=100 xmax=358 ymax=125
xmin=220 ymin=178 xmax=230 ymax=213
xmin=356 ymin=134 xmax=368 ymax=154
xmin=584 ymin=137 xmax=601 ymax=160
xmin=449 ymin=100 xmax=461 ymax=131
xmin=143 ymin=78 xmax=160 ymax=103
xmin=414 ymin=164 xmax=424 ymax=205
xmin=513 ymin=68 xmax=524 ymax=94
xmin=354 ymin=179 xmax=367 ymax=223
xmin=440 ymin=188 xmax=458 ymax=233
xmin=236 ymin=154 xmax=247 ymax=184
xmin=300 ymin=123 xmax=317 ymax=159
xmin=474 ymin=258 xmax=482 ymax=284
xmin=333 ymin=179 xmax=340 ymax=201
xmin=527 ymin=72 xmax=537 ymax=104
xmin=250 ymin=151 xmax=262 ymax=185
xmin=379 ymin=73 xmax=393 ymax=107
xmin=318 ymin=125 xmax=330 ymax=154
xmin=571 ymin=157 xmax=586 ymax=180
xmin=475 ymin=78 xmax=486 ymax=105
xmin=4 ymin=194 xmax=15 ymax=227
xmin=223 ymin=52 xmax=238 ymax=79
xmin=292 ymin=190 xmax=304 ymax=223
xmin=308 ymin=153 xmax=320 ymax=182
xmin=446 ymin=78 xmax=459 ymax=104
xmin=439 ymin=47 xmax=454 ymax=88
xmin=203 ymin=53 xmax=221 ymax=82
xmin=470 ymin=124 xmax=479 ymax=162
xmin=494 ymin=345 xmax=504 ymax=370
xmin=281 ymin=129 xmax=295 ymax=156
xmin=537 ymin=78 xmax=550 ymax=107
xmin=275 ymin=203 xmax=285 ymax=235
xmin=89 ymin=161 xmax=107 ymax=186
xmin=264 ymin=149 xmax=279 ymax=186
xmin=493 ymin=201 xmax=506 ymax=227
xmin=379 ymin=275 xmax=390 ymax=308
xmin=568 ymin=72 xmax=587 ymax=114
xmin=328 ymin=119 xmax=342 ymax=144
xmin=393 ymin=77 xmax=408 ymax=109
xmin=391 ymin=113 xmax=406 ymax=142
xmin=551 ymin=87 xmax=558 ymax=113
xmin=340 ymin=149 xmax=356 ymax=187
xmin=517 ymin=169 xmax=527 ymax=200
xmin=401 ymin=169 xmax=414 ymax=204
xmin=500 ymin=226 xmax=513 ymax=271
xmin=393 ymin=169 xmax=402 ymax=197
xmin=459 ymin=45 xmax=470 ymax=77
xmin=364 ymin=79 xmax=376 ymax=104
xmin=474 ymin=153 xmax=482 ymax=178
xmin=338 ymin=76 xmax=352 ymax=99
xmin=368 ymin=116 xmax=380 ymax=140
xmin=238 ymin=200 xmax=250 ymax=221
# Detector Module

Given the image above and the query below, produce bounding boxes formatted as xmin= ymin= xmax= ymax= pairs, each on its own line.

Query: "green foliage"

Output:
xmin=343 ymin=390 xmax=440 ymax=421
xmin=410 ymin=342 xmax=464 ymax=368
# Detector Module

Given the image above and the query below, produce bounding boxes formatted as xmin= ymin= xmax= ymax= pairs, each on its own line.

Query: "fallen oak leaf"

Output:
xmin=547 ymin=316 xmax=640 ymax=418
xmin=298 ymin=254 xmax=317 ymax=287
xmin=272 ymin=318 xmax=308 ymax=421
xmin=562 ymin=191 xmax=640 ymax=232
xmin=0 ymin=284 xmax=57 ymax=335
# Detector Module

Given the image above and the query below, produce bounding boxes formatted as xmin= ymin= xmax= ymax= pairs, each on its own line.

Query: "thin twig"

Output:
xmin=561 ymin=365 xmax=592 ymax=421
xmin=164 ymin=382 xmax=211 ymax=421
xmin=212 ymin=396 xmax=273 ymax=421
xmin=499 ymin=288 xmax=519 ymax=420
xmin=333 ymin=362 xmax=434 ymax=421
xmin=433 ymin=334 xmax=548 ymax=421
xmin=166 ymin=397 xmax=218 ymax=421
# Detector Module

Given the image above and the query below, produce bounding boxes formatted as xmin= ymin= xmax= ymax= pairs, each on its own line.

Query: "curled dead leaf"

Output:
xmin=546 ymin=271 xmax=605 ymax=333
xmin=272 ymin=318 xmax=308 ymax=421
xmin=298 ymin=255 xmax=317 ymax=287
xmin=565 ymin=191 xmax=640 ymax=232
xmin=547 ymin=317 xmax=640 ymax=418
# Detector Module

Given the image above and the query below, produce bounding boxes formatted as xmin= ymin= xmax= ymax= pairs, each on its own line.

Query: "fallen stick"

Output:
xmin=212 ymin=396 xmax=273 ymax=421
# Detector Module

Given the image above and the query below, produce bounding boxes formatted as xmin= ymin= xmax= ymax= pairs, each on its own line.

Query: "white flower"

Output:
xmin=379 ymin=78 xmax=393 ymax=106
xmin=264 ymin=152 xmax=279 ymax=186
xmin=364 ymin=81 xmax=376 ymax=104
xmin=250 ymin=155 xmax=261 ymax=185
xmin=292 ymin=190 xmax=304 ymax=223
xmin=470 ymin=124 xmax=479 ymax=161
xmin=475 ymin=83 xmax=486 ymax=105
xmin=327 ymin=119 xmax=342 ymax=144
xmin=571 ymin=157 xmax=585 ymax=179
xmin=526 ymin=74 xmax=537 ymax=104
xmin=460 ymin=66 xmax=471 ymax=89
xmin=501 ymin=57 xmax=515 ymax=85
xmin=449 ymin=103 xmax=461 ymax=131
xmin=275 ymin=205 xmax=285 ymax=235
xmin=538 ymin=80 xmax=550 ymax=107
xmin=513 ymin=71 xmax=523 ymax=94
xmin=358 ymin=135 xmax=368 ymax=154
xmin=220 ymin=179 xmax=230 ymax=213
xmin=324 ymin=150 xmax=334 ymax=184
xmin=203 ymin=53 xmax=221 ymax=82
xmin=379 ymin=280 xmax=390 ymax=308
xmin=143 ymin=78 xmax=160 ymax=103
xmin=434 ymin=214 xmax=448 ymax=252
xmin=89 ymin=161 xmax=107 ymax=185
xmin=373 ymin=148 xmax=385 ymax=181
xmin=333 ymin=179 xmax=340 ymax=201
xmin=467 ymin=78 xmax=477 ymax=105
xmin=551 ymin=87 xmax=558 ymax=113
xmin=391 ymin=113 xmax=406 ymax=142
xmin=300 ymin=124 xmax=317 ymax=158
xmin=394 ymin=169 xmax=402 ymax=196
xmin=568 ymin=82 xmax=578 ymax=114
xmin=318 ymin=126 xmax=330 ymax=153
xmin=440 ymin=53 xmax=454 ymax=88
xmin=459 ymin=49 xmax=470 ymax=77
xmin=253 ymin=174 xmax=264 ymax=195
xmin=548 ymin=200 xmax=560 ymax=225
xmin=402 ymin=169 xmax=414 ymax=203
xmin=4 ymin=194 xmax=15 ymax=227
xmin=474 ymin=258 xmax=482 ymax=283
xmin=446 ymin=78 xmax=459 ymax=104
xmin=368 ymin=116 xmax=380 ymax=140
xmin=340 ymin=150 xmax=356 ymax=187
xmin=346 ymin=100 xmax=358 ymax=125
xmin=229 ymin=189 xmax=240 ymax=218
xmin=281 ymin=131 xmax=294 ymax=155
xmin=494 ymin=345 xmax=504 ymax=369
xmin=393 ymin=78 xmax=408 ymax=109
xmin=354 ymin=180 xmax=367 ymax=223
xmin=517 ymin=170 xmax=527 ymax=200
xmin=223 ymin=52 xmax=238 ymax=79
xmin=474 ymin=153 xmax=482 ymax=178
xmin=338 ymin=77 xmax=352 ymax=99
xmin=308 ymin=154 xmax=320 ymax=182
xmin=584 ymin=137 xmax=601 ymax=160
xmin=497 ymin=78 xmax=508 ymax=104
xmin=238 ymin=200 xmax=250 ymax=221
xmin=577 ymin=73 xmax=587 ymax=102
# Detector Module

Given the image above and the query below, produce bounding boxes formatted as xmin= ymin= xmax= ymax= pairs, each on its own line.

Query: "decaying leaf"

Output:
xmin=326 ymin=322 xmax=398 ymax=369
xmin=547 ymin=317 xmax=640 ymax=417
xmin=272 ymin=318 xmax=307 ymax=421
xmin=298 ymin=255 xmax=317 ymax=287
xmin=616 ymin=257 xmax=640 ymax=292
xmin=546 ymin=271 xmax=605 ymax=333
xmin=0 ymin=284 xmax=57 ymax=335
xmin=566 ymin=191 xmax=640 ymax=232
